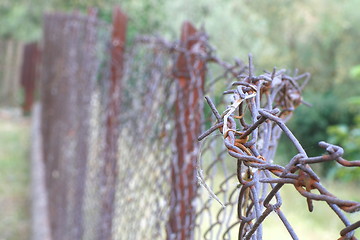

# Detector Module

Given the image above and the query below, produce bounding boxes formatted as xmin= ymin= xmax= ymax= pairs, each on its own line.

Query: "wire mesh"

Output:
xmin=38 ymin=10 xmax=360 ymax=240
xmin=113 ymin=37 xmax=177 ymax=239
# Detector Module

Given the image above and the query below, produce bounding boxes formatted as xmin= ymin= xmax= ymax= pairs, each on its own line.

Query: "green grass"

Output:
xmin=262 ymin=182 xmax=360 ymax=239
xmin=0 ymin=115 xmax=30 ymax=240
xmin=198 ymin=175 xmax=360 ymax=239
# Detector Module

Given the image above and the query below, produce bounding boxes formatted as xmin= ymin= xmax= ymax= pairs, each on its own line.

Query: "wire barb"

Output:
xmin=199 ymin=56 xmax=360 ymax=239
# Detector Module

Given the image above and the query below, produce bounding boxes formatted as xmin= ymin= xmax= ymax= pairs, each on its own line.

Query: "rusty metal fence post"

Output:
xmin=98 ymin=6 xmax=127 ymax=240
xmin=20 ymin=42 xmax=40 ymax=115
xmin=167 ymin=21 xmax=206 ymax=240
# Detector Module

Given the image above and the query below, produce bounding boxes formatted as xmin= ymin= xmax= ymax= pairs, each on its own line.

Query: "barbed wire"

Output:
xmin=198 ymin=54 xmax=360 ymax=240
xmin=127 ymin=31 xmax=360 ymax=240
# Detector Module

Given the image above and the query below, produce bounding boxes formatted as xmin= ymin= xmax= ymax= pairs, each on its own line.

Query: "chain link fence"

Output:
xmin=34 ymin=9 xmax=360 ymax=240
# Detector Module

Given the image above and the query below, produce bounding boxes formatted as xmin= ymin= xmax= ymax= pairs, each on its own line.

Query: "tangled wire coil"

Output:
xmin=198 ymin=55 xmax=360 ymax=240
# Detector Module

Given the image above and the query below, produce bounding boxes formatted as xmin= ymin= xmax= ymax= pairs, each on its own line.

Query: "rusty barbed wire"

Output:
xmin=199 ymin=54 xmax=360 ymax=240
xmin=121 ymin=31 xmax=360 ymax=240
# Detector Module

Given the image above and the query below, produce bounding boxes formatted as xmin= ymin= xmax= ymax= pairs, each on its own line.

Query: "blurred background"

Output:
xmin=0 ymin=0 xmax=359 ymax=239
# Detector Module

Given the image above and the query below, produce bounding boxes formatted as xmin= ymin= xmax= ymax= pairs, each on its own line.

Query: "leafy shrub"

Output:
xmin=326 ymin=103 xmax=360 ymax=181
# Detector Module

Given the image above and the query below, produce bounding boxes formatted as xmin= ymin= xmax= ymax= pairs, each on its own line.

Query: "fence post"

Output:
xmin=20 ymin=42 xmax=40 ymax=115
xmin=168 ymin=21 xmax=206 ymax=240
xmin=40 ymin=12 xmax=101 ymax=240
xmin=1 ymin=40 xmax=22 ymax=106
xmin=1 ymin=40 xmax=13 ymax=104
xmin=98 ymin=6 xmax=127 ymax=240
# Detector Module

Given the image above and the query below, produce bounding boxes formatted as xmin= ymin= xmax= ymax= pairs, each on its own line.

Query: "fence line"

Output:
xmin=20 ymin=42 xmax=40 ymax=114
xmin=0 ymin=39 xmax=41 ymax=113
xmin=0 ymin=39 xmax=23 ymax=106
xmin=33 ymin=7 xmax=360 ymax=240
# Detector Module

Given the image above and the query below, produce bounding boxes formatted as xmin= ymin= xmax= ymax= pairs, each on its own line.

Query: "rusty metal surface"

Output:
xmin=20 ymin=42 xmax=40 ymax=115
xmin=98 ymin=7 xmax=127 ymax=240
xmin=168 ymin=21 xmax=206 ymax=240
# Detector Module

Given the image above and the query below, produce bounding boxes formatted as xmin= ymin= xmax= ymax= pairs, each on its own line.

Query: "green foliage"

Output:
xmin=285 ymin=90 xmax=355 ymax=176
xmin=0 ymin=4 xmax=41 ymax=41
xmin=289 ymin=91 xmax=354 ymax=153
xmin=326 ymin=118 xmax=360 ymax=182
xmin=0 ymin=117 xmax=30 ymax=239
xmin=327 ymin=120 xmax=360 ymax=161
xmin=322 ymin=65 xmax=360 ymax=181
xmin=284 ymin=48 xmax=360 ymax=179
xmin=349 ymin=65 xmax=360 ymax=79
